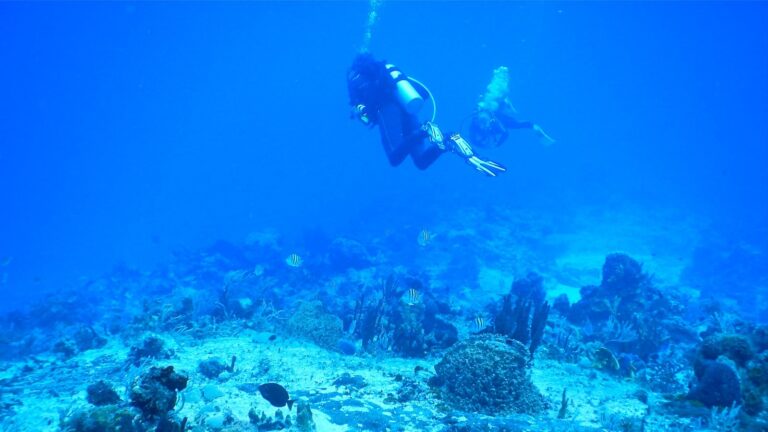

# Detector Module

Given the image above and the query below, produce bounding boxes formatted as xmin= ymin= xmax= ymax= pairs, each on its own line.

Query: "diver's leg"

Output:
xmin=504 ymin=117 xmax=555 ymax=144
xmin=505 ymin=118 xmax=535 ymax=130
xmin=446 ymin=133 xmax=506 ymax=177
xmin=410 ymin=139 xmax=443 ymax=170
xmin=377 ymin=103 xmax=411 ymax=166
xmin=532 ymin=124 xmax=556 ymax=144
xmin=408 ymin=121 xmax=446 ymax=170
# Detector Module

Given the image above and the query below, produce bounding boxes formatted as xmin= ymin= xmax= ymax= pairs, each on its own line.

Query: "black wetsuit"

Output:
xmin=347 ymin=54 xmax=443 ymax=170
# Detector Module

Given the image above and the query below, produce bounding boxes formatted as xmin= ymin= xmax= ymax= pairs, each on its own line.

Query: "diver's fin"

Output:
xmin=533 ymin=124 xmax=555 ymax=145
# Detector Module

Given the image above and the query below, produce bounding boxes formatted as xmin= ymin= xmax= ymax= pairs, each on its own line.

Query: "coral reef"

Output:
xmin=394 ymin=376 xmax=427 ymax=403
xmin=684 ymin=320 xmax=768 ymax=416
xmin=198 ymin=356 xmax=236 ymax=379
xmin=86 ymin=381 xmax=121 ymax=406
xmin=2 ymin=208 xmax=766 ymax=431
xmin=433 ymin=334 xmax=545 ymax=415
xmin=352 ymin=275 xmax=458 ymax=357
xmin=61 ymin=370 xmax=188 ymax=432
xmin=286 ymin=300 xmax=344 ymax=350
xmin=700 ymin=333 xmax=754 ymax=367
xmin=294 ymin=400 xmax=317 ymax=432
xmin=248 ymin=408 xmax=292 ymax=430
xmin=72 ymin=326 xmax=108 ymax=352
xmin=489 ymin=272 xmax=551 ymax=357
xmin=60 ymin=405 xmax=140 ymax=432
xmin=127 ymin=335 xmax=174 ymax=366
xmin=567 ymin=253 xmax=684 ymax=360
xmin=688 ymin=360 xmax=742 ymax=408
xmin=129 ymin=366 xmax=188 ymax=418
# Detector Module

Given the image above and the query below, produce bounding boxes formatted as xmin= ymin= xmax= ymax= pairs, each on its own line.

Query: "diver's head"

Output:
xmin=468 ymin=111 xmax=508 ymax=148
xmin=347 ymin=53 xmax=388 ymax=107
xmin=348 ymin=53 xmax=384 ymax=83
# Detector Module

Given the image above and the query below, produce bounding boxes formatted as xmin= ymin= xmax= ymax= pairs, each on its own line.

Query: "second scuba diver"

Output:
xmin=346 ymin=53 xmax=506 ymax=177
xmin=467 ymin=66 xmax=555 ymax=149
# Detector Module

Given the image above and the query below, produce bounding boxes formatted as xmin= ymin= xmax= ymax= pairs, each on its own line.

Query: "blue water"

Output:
xmin=1 ymin=2 xmax=766 ymax=311
xmin=2 ymin=3 xmax=768 ymax=431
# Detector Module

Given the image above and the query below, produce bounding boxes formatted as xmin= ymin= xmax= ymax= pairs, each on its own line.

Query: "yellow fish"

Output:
xmin=285 ymin=253 xmax=303 ymax=268
xmin=417 ymin=229 xmax=431 ymax=247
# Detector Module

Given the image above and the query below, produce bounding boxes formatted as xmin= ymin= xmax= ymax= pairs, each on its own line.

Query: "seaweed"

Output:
xmin=489 ymin=272 xmax=551 ymax=357
xmin=353 ymin=274 xmax=457 ymax=357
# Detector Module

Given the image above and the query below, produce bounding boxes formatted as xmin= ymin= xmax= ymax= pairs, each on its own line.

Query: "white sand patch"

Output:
xmin=164 ymin=330 xmax=435 ymax=429
xmin=532 ymin=359 xmax=647 ymax=428
xmin=547 ymin=282 xmax=581 ymax=303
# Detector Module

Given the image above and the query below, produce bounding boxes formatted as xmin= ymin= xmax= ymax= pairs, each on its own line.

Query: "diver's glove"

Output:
xmin=352 ymin=104 xmax=372 ymax=125
xmin=448 ymin=133 xmax=507 ymax=177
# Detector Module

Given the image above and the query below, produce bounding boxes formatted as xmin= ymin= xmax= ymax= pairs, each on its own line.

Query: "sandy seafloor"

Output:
xmin=2 ymin=330 xmax=657 ymax=431
xmin=0 ymin=205 xmax=761 ymax=431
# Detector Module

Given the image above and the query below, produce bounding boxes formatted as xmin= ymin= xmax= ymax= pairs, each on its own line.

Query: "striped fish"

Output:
xmin=417 ymin=229 xmax=431 ymax=247
xmin=405 ymin=288 xmax=421 ymax=306
xmin=473 ymin=315 xmax=486 ymax=331
xmin=285 ymin=253 xmax=303 ymax=268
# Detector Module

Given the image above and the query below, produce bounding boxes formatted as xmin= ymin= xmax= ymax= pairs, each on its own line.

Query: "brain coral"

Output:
xmin=434 ymin=334 xmax=545 ymax=415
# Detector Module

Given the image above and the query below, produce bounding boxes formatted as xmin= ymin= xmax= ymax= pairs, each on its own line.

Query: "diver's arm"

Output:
xmin=503 ymin=118 xmax=535 ymax=130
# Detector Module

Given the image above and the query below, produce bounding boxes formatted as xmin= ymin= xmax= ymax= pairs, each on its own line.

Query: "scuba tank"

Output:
xmin=385 ymin=64 xmax=424 ymax=115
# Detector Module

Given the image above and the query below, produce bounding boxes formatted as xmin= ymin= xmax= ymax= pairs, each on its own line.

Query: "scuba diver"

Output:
xmin=346 ymin=53 xmax=506 ymax=177
xmin=467 ymin=66 xmax=555 ymax=149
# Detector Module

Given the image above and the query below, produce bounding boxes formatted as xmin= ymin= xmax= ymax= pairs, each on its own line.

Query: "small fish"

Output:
xmin=285 ymin=253 xmax=303 ymax=268
xmin=258 ymin=382 xmax=294 ymax=410
xmin=405 ymin=288 xmax=420 ymax=306
xmin=0 ymin=257 xmax=12 ymax=267
xmin=473 ymin=315 xmax=486 ymax=331
xmin=417 ymin=229 xmax=431 ymax=247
